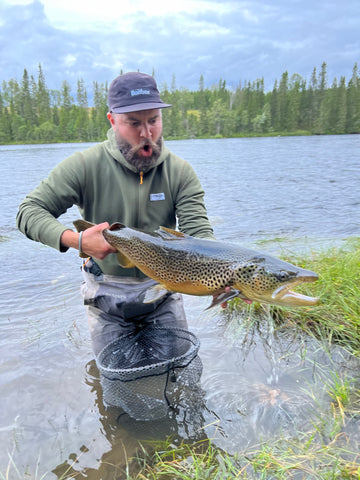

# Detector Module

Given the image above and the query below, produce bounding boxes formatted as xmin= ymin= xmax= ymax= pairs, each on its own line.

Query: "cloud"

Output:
xmin=0 ymin=0 xmax=359 ymax=97
xmin=23 ymin=0 xmax=242 ymax=31
xmin=63 ymin=54 xmax=77 ymax=67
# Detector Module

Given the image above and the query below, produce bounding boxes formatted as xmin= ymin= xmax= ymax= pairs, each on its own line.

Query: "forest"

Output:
xmin=0 ymin=62 xmax=359 ymax=145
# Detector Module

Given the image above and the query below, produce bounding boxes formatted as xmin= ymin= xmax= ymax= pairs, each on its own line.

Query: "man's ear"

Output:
xmin=107 ymin=112 xmax=115 ymax=126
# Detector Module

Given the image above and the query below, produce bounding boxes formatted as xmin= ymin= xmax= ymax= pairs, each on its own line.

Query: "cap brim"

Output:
xmin=110 ymin=102 xmax=172 ymax=113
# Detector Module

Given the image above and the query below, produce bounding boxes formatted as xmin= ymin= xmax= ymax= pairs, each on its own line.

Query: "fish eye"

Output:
xmin=276 ymin=270 xmax=290 ymax=281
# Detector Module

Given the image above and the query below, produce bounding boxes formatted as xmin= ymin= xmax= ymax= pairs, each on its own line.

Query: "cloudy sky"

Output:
xmin=1 ymin=0 xmax=359 ymax=99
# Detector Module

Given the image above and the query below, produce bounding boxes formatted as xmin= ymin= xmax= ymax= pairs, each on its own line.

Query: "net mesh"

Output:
xmin=96 ymin=327 xmax=202 ymax=421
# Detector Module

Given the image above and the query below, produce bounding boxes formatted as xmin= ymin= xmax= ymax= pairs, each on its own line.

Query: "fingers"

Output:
xmin=81 ymin=222 xmax=117 ymax=259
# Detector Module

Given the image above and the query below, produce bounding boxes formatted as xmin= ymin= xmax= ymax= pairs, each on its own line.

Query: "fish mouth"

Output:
xmin=270 ymin=278 xmax=319 ymax=306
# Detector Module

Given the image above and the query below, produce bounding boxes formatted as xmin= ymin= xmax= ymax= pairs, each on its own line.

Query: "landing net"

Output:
xmin=96 ymin=326 xmax=202 ymax=420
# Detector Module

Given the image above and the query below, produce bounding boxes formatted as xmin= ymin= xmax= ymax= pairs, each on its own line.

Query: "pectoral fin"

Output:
xmin=116 ymin=252 xmax=135 ymax=268
xmin=206 ymin=287 xmax=240 ymax=310
xmin=142 ymin=284 xmax=170 ymax=303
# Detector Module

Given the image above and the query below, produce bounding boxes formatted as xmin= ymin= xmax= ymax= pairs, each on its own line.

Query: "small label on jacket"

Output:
xmin=150 ymin=193 xmax=165 ymax=201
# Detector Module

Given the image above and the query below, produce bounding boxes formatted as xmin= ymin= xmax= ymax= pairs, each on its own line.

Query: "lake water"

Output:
xmin=0 ymin=135 xmax=359 ymax=478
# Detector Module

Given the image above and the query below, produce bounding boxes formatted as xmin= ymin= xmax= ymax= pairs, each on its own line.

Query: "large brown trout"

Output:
xmin=74 ymin=220 xmax=319 ymax=309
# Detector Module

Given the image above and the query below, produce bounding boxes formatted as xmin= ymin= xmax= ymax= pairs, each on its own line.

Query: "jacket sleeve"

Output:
xmin=16 ymin=153 xmax=85 ymax=251
xmin=174 ymin=160 xmax=215 ymax=240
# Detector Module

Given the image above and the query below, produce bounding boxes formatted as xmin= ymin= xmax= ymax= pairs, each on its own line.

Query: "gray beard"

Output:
xmin=115 ymin=133 xmax=162 ymax=171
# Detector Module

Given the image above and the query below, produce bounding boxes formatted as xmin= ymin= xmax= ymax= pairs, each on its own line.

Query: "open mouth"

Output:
xmin=271 ymin=281 xmax=319 ymax=306
xmin=141 ymin=144 xmax=153 ymax=157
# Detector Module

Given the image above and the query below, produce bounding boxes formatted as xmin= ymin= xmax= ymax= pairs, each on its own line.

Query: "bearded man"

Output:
xmin=16 ymin=72 xmax=216 ymax=356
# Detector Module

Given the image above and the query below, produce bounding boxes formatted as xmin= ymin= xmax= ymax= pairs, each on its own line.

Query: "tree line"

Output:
xmin=0 ymin=62 xmax=359 ymax=145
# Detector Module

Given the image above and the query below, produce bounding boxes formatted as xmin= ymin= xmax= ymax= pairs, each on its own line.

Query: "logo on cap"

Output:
xmin=131 ymin=89 xmax=151 ymax=97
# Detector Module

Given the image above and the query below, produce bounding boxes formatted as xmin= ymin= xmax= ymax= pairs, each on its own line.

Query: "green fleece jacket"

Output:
xmin=16 ymin=129 xmax=214 ymax=276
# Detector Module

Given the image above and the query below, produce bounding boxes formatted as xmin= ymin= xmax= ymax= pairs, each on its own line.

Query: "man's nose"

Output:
xmin=139 ymin=123 xmax=152 ymax=137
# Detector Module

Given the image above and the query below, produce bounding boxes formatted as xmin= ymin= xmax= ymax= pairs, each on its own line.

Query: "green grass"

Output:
xmin=226 ymin=238 xmax=360 ymax=352
xmin=113 ymin=432 xmax=360 ymax=479
xmin=271 ymin=238 xmax=360 ymax=355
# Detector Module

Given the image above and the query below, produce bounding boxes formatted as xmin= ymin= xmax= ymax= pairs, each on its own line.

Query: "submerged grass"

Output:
xmin=0 ymin=450 xmax=81 ymax=480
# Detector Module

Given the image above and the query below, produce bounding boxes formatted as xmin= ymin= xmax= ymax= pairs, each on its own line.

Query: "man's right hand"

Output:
xmin=61 ymin=222 xmax=117 ymax=259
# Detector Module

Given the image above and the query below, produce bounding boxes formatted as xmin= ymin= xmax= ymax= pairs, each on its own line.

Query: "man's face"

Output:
xmin=107 ymin=108 xmax=163 ymax=170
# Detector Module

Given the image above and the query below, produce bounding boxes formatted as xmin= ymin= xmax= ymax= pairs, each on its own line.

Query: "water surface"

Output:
xmin=0 ymin=135 xmax=359 ymax=477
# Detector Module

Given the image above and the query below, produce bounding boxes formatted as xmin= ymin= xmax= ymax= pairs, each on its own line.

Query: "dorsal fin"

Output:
xmin=108 ymin=222 xmax=127 ymax=231
xmin=157 ymin=226 xmax=187 ymax=240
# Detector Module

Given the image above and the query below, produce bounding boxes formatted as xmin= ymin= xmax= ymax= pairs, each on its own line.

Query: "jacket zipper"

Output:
xmin=137 ymin=171 xmax=144 ymax=225
xmin=137 ymin=171 xmax=144 ymax=227
xmin=136 ymin=170 xmax=144 ymax=278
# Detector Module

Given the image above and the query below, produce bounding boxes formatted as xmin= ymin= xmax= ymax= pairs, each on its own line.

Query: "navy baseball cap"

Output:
xmin=108 ymin=72 xmax=172 ymax=113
